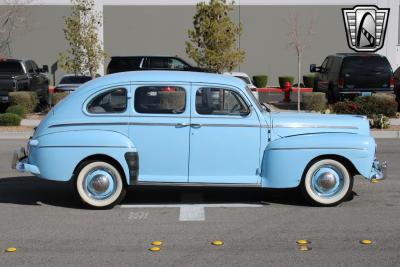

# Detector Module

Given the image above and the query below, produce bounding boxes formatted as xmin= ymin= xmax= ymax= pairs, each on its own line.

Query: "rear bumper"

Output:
xmin=11 ymin=148 xmax=40 ymax=175
xmin=368 ymin=158 xmax=386 ymax=181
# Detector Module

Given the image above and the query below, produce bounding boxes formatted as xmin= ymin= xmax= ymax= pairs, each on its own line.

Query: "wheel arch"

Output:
xmin=301 ymin=154 xmax=359 ymax=183
xmin=73 ymin=154 xmax=128 ymax=187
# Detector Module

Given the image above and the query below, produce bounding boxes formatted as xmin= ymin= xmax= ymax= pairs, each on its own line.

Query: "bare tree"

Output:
xmin=288 ymin=13 xmax=316 ymax=112
xmin=0 ymin=0 xmax=30 ymax=56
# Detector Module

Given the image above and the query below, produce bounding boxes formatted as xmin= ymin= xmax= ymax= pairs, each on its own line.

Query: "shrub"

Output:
xmin=302 ymin=92 xmax=327 ymax=112
xmin=278 ymin=76 xmax=294 ymax=88
xmin=369 ymin=114 xmax=390 ymax=129
xmin=332 ymin=101 xmax=362 ymax=115
xmin=9 ymin=91 xmax=38 ymax=113
xmin=354 ymin=94 xmax=397 ymax=117
xmin=5 ymin=105 xmax=27 ymax=118
xmin=50 ymin=92 xmax=68 ymax=106
xmin=0 ymin=113 xmax=22 ymax=126
xmin=303 ymin=74 xmax=316 ymax=88
xmin=252 ymin=75 xmax=268 ymax=88
xmin=332 ymin=94 xmax=397 ymax=118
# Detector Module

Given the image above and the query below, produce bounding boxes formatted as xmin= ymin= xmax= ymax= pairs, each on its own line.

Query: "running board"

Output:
xmin=133 ymin=182 xmax=261 ymax=188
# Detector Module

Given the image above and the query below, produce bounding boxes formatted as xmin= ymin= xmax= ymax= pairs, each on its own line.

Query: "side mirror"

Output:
xmin=42 ymin=65 xmax=49 ymax=73
xmin=310 ymin=64 xmax=317 ymax=73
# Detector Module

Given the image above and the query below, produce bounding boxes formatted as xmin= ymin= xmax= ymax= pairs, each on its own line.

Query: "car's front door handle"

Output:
xmin=175 ymin=123 xmax=190 ymax=128
xmin=191 ymin=123 xmax=202 ymax=128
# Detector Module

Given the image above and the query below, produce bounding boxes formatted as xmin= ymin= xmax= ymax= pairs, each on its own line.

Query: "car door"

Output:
xmin=188 ymin=85 xmax=261 ymax=184
xmin=129 ymin=83 xmax=190 ymax=183
xmin=317 ymin=57 xmax=330 ymax=92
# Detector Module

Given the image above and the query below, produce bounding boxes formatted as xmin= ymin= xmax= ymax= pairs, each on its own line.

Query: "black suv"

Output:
xmin=106 ymin=56 xmax=204 ymax=74
xmin=0 ymin=58 xmax=49 ymax=103
xmin=310 ymin=53 xmax=394 ymax=102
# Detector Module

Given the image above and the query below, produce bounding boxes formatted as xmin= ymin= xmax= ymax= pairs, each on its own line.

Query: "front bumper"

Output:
xmin=11 ymin=148 xmax=40 ymax=175
xmin=369 ymin=158 xmax=386 ymax=181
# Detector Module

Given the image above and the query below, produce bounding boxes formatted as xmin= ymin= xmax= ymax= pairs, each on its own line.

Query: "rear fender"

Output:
xmin=29 ymin=130 xmax=136 ymax=184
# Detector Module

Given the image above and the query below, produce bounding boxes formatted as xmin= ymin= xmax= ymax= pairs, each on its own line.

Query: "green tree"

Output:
xmin=186 ymin=0 xmax=245 ymax=73
xmin=58 ymin=0 xmax=105 ymax=79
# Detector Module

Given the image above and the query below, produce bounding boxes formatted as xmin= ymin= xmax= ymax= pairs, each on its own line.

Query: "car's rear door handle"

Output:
xmin=175 ymin=123 xmax=190 ymax=128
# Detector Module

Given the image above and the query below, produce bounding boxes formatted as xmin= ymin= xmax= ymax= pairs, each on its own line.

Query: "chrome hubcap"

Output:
xmin=83 ymin=167 xmax=117 ymax=200
xmin=311 ymin=165 xmax=344 ymax=198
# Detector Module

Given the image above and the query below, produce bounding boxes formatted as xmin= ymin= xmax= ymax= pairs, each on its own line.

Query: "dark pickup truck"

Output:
xmin=0 ymin=58 xmax=49 ymax=103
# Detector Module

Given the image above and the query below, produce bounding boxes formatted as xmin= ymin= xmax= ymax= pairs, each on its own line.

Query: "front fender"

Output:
xmin=28 ymin=130 xmax=136 ymax=183
xmin=261 ymin=133 xmax=375 ymax=188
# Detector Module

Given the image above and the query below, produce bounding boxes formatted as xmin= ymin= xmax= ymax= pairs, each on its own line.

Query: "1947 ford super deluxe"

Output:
xmin=12 ymin=71 xmax=386 ymax=208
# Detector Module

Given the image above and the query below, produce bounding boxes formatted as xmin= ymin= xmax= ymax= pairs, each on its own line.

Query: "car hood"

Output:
xmin=265 ymin=112 xmax=370 ymax=139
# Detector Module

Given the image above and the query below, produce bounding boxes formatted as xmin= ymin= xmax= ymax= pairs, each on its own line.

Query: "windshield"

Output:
xmin=235 ymin=76 xmax=252 ymax=85
xmin=342 ymin=56 xmax=392 ymax=74
xmin=0 ymin=61 xmax=23 ymax=74
xmin=60 ymin=76 xmax=92 ymax=84
xmin=245 ymin=86 xmax=263 ymax=112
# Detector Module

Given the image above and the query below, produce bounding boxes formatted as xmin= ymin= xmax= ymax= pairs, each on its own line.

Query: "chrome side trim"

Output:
xmin=268 ymin=147 xmax=366 ymax=151
xmin=49 ymin=122 xmax=262 ymax=128
xmin=274 ymin=124 xmax=359 ymax=129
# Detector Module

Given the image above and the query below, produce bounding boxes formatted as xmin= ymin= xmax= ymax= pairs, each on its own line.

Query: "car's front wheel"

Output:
xmin=301 ymin=159 xmax=353 ymax=206
xmin=75 ymin=161 xmax=126 ymax=209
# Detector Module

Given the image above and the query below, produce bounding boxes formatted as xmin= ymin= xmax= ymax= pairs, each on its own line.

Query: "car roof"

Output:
xmin=110 ymin=55 xmax=179 ymax=59
xmin=80 ymin=70 xmax=246 ymax=90
xmin=333 ymin=53 xmax=385 ymax=58
xmin=224 ymin=72 xmax=251 ymax=78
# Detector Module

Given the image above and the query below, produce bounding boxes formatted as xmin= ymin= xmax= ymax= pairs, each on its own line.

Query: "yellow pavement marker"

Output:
xmin=151 ymin=241 xmax=163 ymax=246
xmin=211 ymin=240 xmax=224 ymax=246
xmin=360 ymin=239 xmax=373 ymax=245
xmin=371 ymin=179 xmax=379 ymax=183
xmin=296 ymin=239 xmax=310 ymax=245
xmin=5 ymin=247 xmax=17 ymax=253
xmin=149 ymin=247 xmax=161 ymax=252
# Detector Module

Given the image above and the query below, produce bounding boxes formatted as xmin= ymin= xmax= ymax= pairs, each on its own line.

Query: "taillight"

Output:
xmin=338 ymin=79 xmax=344 ymax=89
xmin=390 ymin=77 xmax=395 ymax=89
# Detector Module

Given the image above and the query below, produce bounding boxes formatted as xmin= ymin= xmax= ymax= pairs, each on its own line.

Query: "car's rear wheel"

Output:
xmin=301 ymin=159 xmax=353 ymax=206
xmin=75 ymin=161 xmax=126 ymax=209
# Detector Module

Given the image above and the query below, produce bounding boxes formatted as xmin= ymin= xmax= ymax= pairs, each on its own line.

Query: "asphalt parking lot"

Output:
xmin=0 ymin=139 xmax=399 ymax=266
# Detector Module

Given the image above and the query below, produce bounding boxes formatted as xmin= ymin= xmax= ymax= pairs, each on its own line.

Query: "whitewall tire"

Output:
xmin=76 ymin=161 xmax=126 ymax=209
xmin=302 ymin=159 xmax=353 ymax=206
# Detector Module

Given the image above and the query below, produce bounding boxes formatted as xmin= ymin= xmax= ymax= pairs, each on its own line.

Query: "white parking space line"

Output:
xmin=179 ymin=205 xmax=205 ymax=221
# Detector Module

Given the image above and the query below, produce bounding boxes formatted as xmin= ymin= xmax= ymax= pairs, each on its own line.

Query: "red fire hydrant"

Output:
xmin=282 ymin=81 xmax=291 ymax=102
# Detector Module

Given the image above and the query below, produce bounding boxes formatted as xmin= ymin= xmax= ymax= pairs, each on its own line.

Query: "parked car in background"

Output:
xmin=310 ymin=53 xmax=394 ymax=103
xmin=224 ymin=72 xmax=259 ymax=100
xmin=54 ymin=75 xmax=93 ymax=93
xmin=393 ymin=66 xmax=400 ymax=111
xmin=0 ymin=58 xmax=49 ymax=103
xmin=13 ymin=71 xmax=385 ymax=209
xmin=106 ymin=55 xmax=205 ymax=74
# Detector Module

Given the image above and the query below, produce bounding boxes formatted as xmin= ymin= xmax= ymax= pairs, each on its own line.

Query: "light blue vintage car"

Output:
xmin=13 ymin=71 xmax=386 ymax=208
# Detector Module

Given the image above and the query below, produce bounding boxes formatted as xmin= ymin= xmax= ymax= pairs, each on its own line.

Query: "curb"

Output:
xmin=0 ymin=132 xmax=33 ymax=140
xmin=0 ymin=130 xmax=398 ymax=140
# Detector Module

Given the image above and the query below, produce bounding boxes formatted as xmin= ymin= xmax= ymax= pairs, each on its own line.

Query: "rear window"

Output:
xmin=0 ymin=61 xmax=23 ymax=74
xmin=60 ymin=76 xmax=91 ymax=84
xmin=107 ymin=58 xmax=141 ymax=74
xmin=342 ymin=56 xmax=392 ymax=73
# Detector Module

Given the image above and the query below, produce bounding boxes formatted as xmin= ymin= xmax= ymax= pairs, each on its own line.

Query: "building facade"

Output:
xmin=1 ymin=0 xmax=399 ymax=85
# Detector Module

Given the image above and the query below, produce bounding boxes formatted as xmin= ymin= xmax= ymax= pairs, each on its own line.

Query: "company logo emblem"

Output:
xmin=342 ymin=5 xmax=390 ymax=52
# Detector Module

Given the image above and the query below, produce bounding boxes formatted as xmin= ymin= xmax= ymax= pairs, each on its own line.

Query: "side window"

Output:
xmin=87 ymin=88 xmax=127 ymax=114
xmin=321 ymin=58 xmax=328 ymax=69
xmin=134 ymin=86 xmax=186 ymax=114
xmin=25 ymin=61 xmax=34 ymax=73
xmin=169 ymin=58 xmax=187 ymax=69
xmin=195 ymin=88 xmax=249 ymax=116
xmin=147 ymin=58 xmax=169 ymax=69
